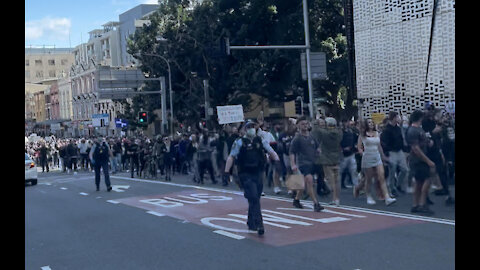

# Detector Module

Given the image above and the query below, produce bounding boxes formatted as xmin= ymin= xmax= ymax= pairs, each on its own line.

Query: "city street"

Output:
xmin=26 ymin=169 xmax=455 ymax=270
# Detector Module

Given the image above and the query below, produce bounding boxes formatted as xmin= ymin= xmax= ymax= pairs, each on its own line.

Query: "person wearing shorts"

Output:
xmin=289 ymin=116 xmax=324 ymax=212
xmin=406 ymin=110 xmax=436 ymax=216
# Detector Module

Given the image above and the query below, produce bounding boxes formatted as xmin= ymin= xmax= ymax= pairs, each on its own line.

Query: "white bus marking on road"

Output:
xmin=213 ymin=230 xmax=245 ymax=240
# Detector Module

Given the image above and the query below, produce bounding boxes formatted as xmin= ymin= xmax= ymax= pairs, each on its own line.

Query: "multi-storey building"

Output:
xmin=58 ymin=77 xmax=73 ymax=120
xmin=353 ymin=0 xmax=455 ymax=118
xmin=25 ymin=47 xmax=74 ymax=83
xmin=25 ymin=83 xmax=50 ymax=121
xmin=68 ymin=4 xmax=161 ymax=136
xmin=119 ymin=4 xmax=159 ymax=66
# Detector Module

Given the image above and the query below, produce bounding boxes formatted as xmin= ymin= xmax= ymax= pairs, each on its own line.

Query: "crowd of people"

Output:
xmin=25 ymin=105 xmax=455 ymax=220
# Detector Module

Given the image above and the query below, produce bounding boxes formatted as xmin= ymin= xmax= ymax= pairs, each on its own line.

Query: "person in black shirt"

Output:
xmin=38 ymin=141 xmax=50 ymax=172
xmin=425 ymin=109 xmax=454 ymax=205
xmin=126 ymin=138 xmax=140 ymax=178
xmin=381 ymin=111 xmax=409 ymax=197
xmin=66 ymin=139 xmax=79 ymax=174
xmin=339 ymin=119 xmax=358 ymax=189
xmin=89 ymin=136 xmax=112 ymax=192
xmin=407 ymin=110 xmax=435 ymax=215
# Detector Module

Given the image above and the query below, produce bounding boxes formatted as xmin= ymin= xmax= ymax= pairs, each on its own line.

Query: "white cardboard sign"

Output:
xmin=217 ymin=105 xmax=244 ymax=124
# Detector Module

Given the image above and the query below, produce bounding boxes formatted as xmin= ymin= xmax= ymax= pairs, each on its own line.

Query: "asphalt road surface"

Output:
xmin=26 ymin=169 xmax=455 ymax=270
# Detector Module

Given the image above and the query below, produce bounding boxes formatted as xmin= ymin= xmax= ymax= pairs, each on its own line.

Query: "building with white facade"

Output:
xmin=25 ymin=47 xmax=74 ymax=83
xmin=353 ymin=0 xmax=455 ymax=118
xmin=119 ymin=4 xmax=159 ymax=66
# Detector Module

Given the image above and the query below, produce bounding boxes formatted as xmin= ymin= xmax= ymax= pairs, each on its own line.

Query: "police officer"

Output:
xmin=223 ymin=120 xmax=280 ymax=236
xmin=89 ymin=136 xmax=112 ymax=192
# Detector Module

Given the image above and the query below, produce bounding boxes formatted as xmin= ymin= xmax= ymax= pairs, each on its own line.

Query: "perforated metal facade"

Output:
xmin=353 ymin=0 xmax=455 ymax=118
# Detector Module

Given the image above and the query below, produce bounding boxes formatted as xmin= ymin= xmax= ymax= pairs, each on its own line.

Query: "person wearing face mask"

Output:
xmin=223 ymin=120 xmax=280 ymax=235
xmin=89 ymin=136 xmax=112 ymax=192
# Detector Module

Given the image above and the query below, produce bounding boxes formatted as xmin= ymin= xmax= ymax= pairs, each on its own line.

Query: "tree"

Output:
xmin=127 ymin=0 xmax=356 ymax=127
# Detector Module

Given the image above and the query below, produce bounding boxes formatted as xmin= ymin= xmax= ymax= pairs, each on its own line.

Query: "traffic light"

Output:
xmin=303 ymin=105 xmax=309 ymax=116
xmin=138 ymin=111 xmax=148 ymax=124
xmin=295 ymin=99 xmax=302 ymax=116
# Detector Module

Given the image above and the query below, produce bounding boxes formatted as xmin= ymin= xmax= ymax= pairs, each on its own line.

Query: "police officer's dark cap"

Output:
xmin=244 ymin=120 xmax=256 ymax=128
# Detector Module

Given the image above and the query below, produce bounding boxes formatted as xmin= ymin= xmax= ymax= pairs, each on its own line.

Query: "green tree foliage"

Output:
xmin=127 ymin=0 xmax=354 ymax=126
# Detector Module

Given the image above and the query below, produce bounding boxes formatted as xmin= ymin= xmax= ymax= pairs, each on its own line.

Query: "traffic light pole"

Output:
xmin=226 ymin=0 xmax=315 ymax=119
xmin=302 ymin=0 xmax=314 ymax=119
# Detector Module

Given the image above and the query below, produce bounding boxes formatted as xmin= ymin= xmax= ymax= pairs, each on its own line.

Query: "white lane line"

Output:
xmin=276 ymin=207 xmax=367 ymax=218
xmin=60 ymin=187 xmax=68 ymax=190
xmin=79 ymin=192 xmax=88 ymax=196
xmin=41 ymin=266 xmax=52 ymax=270
xmin=147 ymin=211 xmax=165 ymax=217
xmin=213 ymin=230 xmax=245 ymax=240
xmin=111 ymin=175 xmax=455 ymax=226
xmin=107 ymin=200 xmax=120 ymax=204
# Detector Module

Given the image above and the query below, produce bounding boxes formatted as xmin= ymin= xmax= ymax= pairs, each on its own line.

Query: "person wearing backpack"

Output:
xmin=223 ymin=120 xmax=280 ymax=236
xmin=89 ymin=136 xmax=112 ymax=192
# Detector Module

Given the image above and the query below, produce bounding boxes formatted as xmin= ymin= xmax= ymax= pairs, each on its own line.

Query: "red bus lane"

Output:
xmin=115 ymin=189 xmax=424 ymax=247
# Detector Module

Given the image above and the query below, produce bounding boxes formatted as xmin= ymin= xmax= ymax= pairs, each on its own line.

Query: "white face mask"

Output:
xmin=246 ymin=128 xmax=256 ymax=137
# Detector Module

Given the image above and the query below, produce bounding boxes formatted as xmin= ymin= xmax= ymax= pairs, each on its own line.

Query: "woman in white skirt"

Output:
xmin=354 ymin=118 xmax=396 ymax=206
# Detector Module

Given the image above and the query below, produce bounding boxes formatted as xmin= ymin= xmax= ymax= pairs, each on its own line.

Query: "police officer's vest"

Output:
xmin=237 ymin=136 xmax=266 ymax=173
xmin=93 ymin=143 xmax=110 ymax=162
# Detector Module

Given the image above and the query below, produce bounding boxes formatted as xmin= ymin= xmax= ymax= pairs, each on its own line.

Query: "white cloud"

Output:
xmin=25 ymin=17 xmax=71 ymax=42
xmin=139 ymin=0 xmax=159 ymax=4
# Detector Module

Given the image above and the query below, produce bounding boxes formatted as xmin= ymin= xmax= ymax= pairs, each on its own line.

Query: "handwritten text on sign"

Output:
xmin=217 ymin=105 xmax=244 ymax=124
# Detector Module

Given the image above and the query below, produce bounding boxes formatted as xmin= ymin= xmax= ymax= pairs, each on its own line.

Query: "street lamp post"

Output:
xmin=138 ymin=53 xmax=174 ymax=136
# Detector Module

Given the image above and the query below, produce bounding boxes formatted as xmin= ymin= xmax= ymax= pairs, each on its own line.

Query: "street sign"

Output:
xmin=92 ymin=114 xmax=109 ymax=127
xmin=217 ymin=105 xmax=244 ymax=124
xmin=301 ymin=52 xmax=327 ymax=80
xmin=96 ymin=66 xmax=146 ymax=89
xmin=115 ymin=118 xmax=128 ymax=128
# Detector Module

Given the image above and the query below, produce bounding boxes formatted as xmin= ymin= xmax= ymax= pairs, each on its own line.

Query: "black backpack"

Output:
xmin=93 ymin=143 xmax=110 ymax=162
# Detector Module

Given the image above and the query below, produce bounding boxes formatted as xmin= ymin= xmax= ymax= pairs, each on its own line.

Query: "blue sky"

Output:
xmin=25 ymin=0 xmax=159 ymax=48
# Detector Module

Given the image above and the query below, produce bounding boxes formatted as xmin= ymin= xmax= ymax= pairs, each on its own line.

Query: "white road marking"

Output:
xmin=146 ymin=211 xmax=165 ymax=217
xmin=213 ymin=230 xmax=245 ymax=240
xmin=111 ymin=185 xmax=130 ymax=192
xmin=41 ymin=266 xmax=52 ymax=270
xmin=276 ymin=207 xmax=367 ymax=218
xmin=110 ymin=175 xmax=455 ymax=226
xmin=79 ymin=192 xmax=88 ymax=196
xmin=107 ymin=200 xmax=120 ymax=204
xmin=60 ymin=187 xmax=67 ymax=190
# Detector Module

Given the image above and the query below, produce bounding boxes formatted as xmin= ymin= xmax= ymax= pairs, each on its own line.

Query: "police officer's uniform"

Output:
xmin=225 ymin=125 xmax=277 ymax=235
